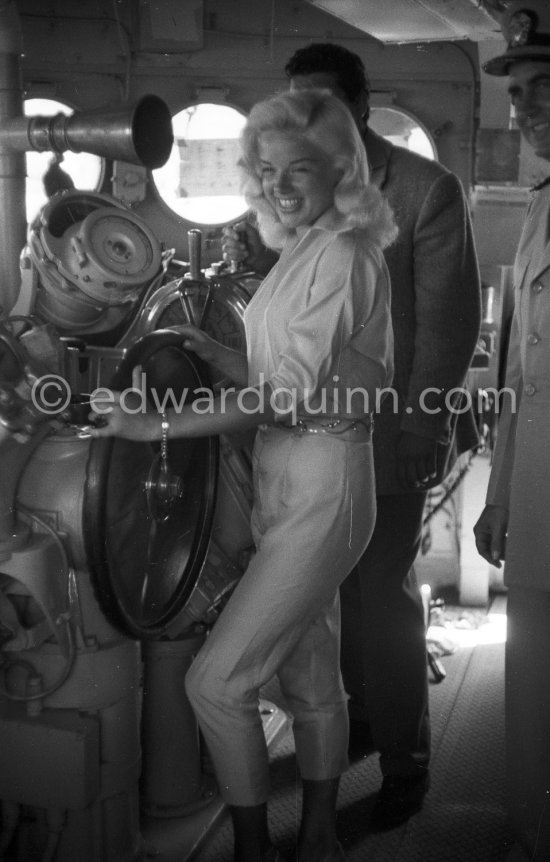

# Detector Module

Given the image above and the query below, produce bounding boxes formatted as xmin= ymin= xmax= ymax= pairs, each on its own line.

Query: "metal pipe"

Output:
xmin=0 ymin=429 xmax=51 ymax=552
xmin=188 ymin=228 xmax=202 ymax=280
xmin=0 ymin=0 xmax=26 ymax=318
xmin=0 ymin=94 xmax=173 ymax=165
xmin=140 ymin=634 xmax=207 ymax=816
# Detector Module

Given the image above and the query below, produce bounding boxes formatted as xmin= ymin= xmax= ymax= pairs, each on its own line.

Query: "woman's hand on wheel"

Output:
xmin=88 ymin=365 xmax=160 ymax=441
xmin=177 ymin=324 xmax=223 ymax=364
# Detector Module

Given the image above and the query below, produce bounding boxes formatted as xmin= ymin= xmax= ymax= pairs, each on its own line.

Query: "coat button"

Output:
xmin=532 ymin=282 xmax=544 ymax=293
xmin=524 ymin=383 xmax=536 ymax=396
xmin=527 ymin=332 xmax=541 ymax=344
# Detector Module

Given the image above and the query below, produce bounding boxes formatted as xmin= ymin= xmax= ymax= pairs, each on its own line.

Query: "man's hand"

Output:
xmin=221 ymin=221 xmax=278 ymax=276
xmin=395 ymin=431 xmax=438 ymax=490
xmin=473 ymin=504 xmax=508 ymax=568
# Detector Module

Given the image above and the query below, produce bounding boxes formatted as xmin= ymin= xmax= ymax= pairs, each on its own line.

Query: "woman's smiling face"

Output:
xmin=258 ymin=131 xmax=341 ymax=230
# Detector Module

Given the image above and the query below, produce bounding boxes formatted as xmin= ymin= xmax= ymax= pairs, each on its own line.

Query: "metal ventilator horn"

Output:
xmin=0 ymin=93 xmax=174 ymax=169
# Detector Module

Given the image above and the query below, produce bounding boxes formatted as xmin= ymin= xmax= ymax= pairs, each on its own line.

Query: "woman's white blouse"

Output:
xmin=244 ymin=209 xmax=394 ymax=421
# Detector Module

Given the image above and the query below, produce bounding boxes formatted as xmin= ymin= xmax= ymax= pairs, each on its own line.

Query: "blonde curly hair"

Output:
xmin=239 ymin=88 xmax=397 ymax=250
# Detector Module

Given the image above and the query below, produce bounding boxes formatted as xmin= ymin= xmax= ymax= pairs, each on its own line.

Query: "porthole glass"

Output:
xmin=24 ymin=99 xmax=103 ymax=223
xmin=152 ymin=102 xmax=248 ymax=225
xmin=370 ymin=107 xmax=436 ymax=160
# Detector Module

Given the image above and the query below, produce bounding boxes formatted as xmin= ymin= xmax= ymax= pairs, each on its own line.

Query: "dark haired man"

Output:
xmin=285 ymin=42 xmax=370 ymax=107
xmin=475 ymin=3 xmax=550 ymax=858
xmin=224 ymin=42 xmax=481 ymax=831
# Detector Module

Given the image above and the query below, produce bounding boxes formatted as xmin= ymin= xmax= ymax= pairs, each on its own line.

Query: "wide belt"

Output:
xmin=274 ymin=415 xmax=373 ymax=441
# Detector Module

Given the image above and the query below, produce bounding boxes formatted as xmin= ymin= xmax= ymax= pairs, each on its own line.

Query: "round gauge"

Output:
xmin=156 ymin=277 xmax=250 ymax=353
xmin=118 ymin=275 xmax=253 ymax=385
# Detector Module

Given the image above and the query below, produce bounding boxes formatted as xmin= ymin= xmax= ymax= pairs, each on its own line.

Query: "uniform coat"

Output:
xmin=486 ymin=182 xmax=550 ymax=585
xmin=365 ymin=130 xmax=481 ymax=493
xmin=484 ymin=182 xmax=550 ymax=861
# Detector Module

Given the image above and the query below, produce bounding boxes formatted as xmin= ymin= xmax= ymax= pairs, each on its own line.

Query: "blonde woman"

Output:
xmin=91 ymin=88 xmax=396 ymax=862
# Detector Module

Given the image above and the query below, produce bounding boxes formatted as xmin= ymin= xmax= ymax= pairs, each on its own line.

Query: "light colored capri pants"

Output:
xmin=185 ymin=423 xmax=376 ymax=806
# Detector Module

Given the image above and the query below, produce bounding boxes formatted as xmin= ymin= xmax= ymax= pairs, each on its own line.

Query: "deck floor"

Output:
xmin=184 ymin=597 xmax=512 ymax=862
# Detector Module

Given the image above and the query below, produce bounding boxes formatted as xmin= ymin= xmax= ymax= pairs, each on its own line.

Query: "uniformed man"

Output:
xmin=475 ymin=3 xmax=550 ymax=859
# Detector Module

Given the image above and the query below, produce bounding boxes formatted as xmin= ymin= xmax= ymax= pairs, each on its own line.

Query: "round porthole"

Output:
xmin=370 ymin=107 xmax=436 ymax=160
xmin=152 ymin=102 xmax=248 ymax=225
